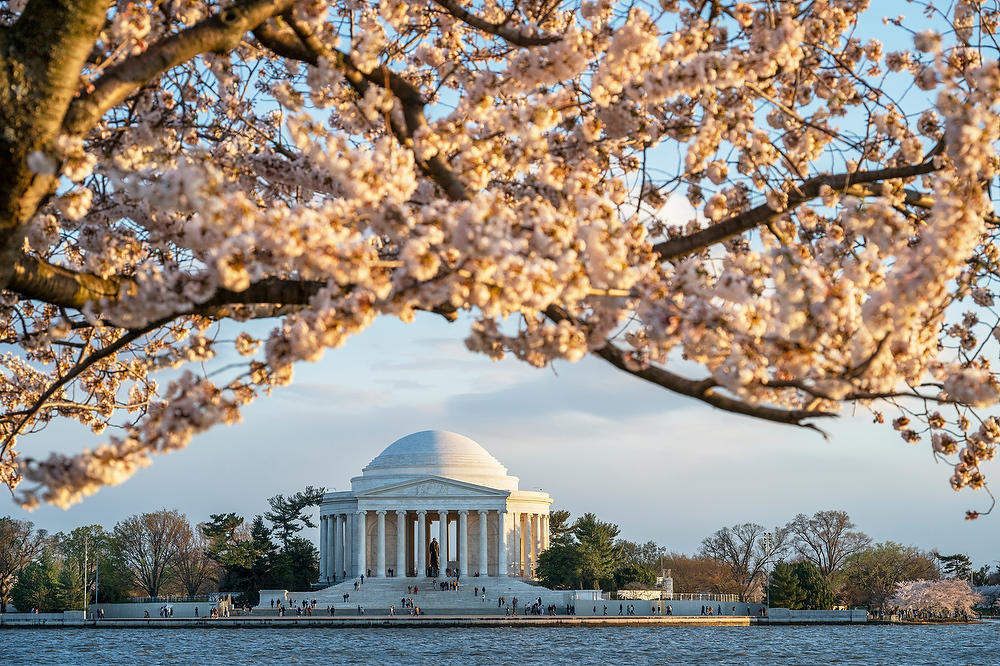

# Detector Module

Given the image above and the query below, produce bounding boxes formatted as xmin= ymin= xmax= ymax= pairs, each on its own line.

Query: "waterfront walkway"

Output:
xmin=2 ymin=614 xmax=752 ymax=628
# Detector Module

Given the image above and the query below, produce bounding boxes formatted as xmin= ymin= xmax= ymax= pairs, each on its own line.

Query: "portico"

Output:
xmin=318 ymin=431 xmax=552 ymax=582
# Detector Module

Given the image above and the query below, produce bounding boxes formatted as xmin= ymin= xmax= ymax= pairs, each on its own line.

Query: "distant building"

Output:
xmin=317 ymin=430 xmax=552 ymax=582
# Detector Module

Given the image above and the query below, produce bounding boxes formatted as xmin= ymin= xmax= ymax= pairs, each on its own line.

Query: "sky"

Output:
xmin=5 ymin=310 xmax=1000 ymax=567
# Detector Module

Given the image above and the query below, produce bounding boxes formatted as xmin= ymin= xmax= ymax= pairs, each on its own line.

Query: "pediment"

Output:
xmin=357 ymin=476 xmax=509 ymax=499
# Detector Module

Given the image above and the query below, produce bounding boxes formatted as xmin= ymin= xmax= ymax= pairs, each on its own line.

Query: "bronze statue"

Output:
xmin=429 ymin=537 xmax=440 ymax=570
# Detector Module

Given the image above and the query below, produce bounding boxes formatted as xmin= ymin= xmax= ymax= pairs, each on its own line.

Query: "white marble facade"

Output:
xmin=317 ymin=431 xmax=552 ymax=582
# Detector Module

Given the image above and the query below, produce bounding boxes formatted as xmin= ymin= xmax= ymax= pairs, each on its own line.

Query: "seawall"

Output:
xmin=2 ymin=614 xmax=751 ymax=628
xmin=0 ymin=608 xmax=870 ymax=628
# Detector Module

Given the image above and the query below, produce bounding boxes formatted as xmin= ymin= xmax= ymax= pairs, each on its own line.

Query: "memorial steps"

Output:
xmin=303 ymin=576 xmax=569 ymax=613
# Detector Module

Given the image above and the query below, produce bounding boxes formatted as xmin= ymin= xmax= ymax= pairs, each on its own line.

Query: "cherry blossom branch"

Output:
xmin=7 ymin=254 xmax=323 ymax=311
xmin=592 ymin=340 xmax=835 ymax=432
xmin=653 ymin=160 xmax=943 ymax=262
xmin=256 ymin=17 xmax=471 ymax=201
xmin=542 ymin=305 xmax=834 ymax=430
xmin=429 ymin=0 xmax=562 ymax=47
xmin=0 ymin=317 xmax=170 ymax=460
xmin=62 ymin=0 xmax=298 ymax=136
xmin=9 ymin=254 xmax=124 ymax=309
xmin=7 ymin=252 xmax=460 ymax=322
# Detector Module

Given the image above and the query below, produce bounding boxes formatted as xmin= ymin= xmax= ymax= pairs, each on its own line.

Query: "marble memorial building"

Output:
xmin=317 ymin=430 xmax=552 ymax=581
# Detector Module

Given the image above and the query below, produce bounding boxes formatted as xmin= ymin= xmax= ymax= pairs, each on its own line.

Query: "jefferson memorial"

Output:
xmin=317 ymin=430 xmax=553 ymax=581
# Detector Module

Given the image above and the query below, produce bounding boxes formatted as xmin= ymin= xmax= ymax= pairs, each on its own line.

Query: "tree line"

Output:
xmin=0 ymin=486 xmax=322 ymax=612
xmin=4 ymin=503 xmax=997 ymax=612
xmin=537 ymin=509 xmax=999 ymax=610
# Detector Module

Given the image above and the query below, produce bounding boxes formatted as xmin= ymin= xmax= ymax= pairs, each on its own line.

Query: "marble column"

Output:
xmin=327 ymin=515 xmax=334 ymax=581
xmin=356 ymin=510 xmax=367 ymax=578
xmin=518 ymin=513 xmax=527 ymax=577
xmin=478 ymin=510 xmax=489 ymax=577
xmin=319 ymin=515 xmax=328 ymax=581
xmin=322 ymin=516 xmax=330 ymax=582
xmin=406 ymin=514 xmax=415 ymax=576
xmin=344 ymin=513 xmax=353 ymax=580
xmin=376 ymin=510 xmax=387 ymax=577
xmin=396 ymin=511 xmax=406 ymax=578
xmin=334 ymin=514 xmax=344 ymax=582
xmin=438 ymin=510 xmax=448 ymax=572
xmin=498 ymin=511 xmax=508 ymax=577
xmin=529 ymin=514 xmax=538 ymax=577
xmin=458 ymin=510 xmax=469 ymax=577
xmin=511 ymin=513 xmax=519 ymax=577
xmin=416 ymin=510 xmax=427 ymax=576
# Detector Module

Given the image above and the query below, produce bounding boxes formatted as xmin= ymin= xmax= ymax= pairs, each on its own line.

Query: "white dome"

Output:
xmin=351 ymin=430 xmax=519 ymax=491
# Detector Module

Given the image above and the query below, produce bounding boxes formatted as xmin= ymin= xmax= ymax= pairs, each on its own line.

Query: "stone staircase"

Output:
xmin=289 ymin=577 xmax=569 ymax=615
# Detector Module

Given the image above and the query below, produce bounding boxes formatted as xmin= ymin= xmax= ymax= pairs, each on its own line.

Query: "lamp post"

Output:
xmin=762 ymin=531 xmax=773 ymax=610
xmin=83 ymin=535 xmax=88 ymax=616
xmin=95 ymin=549 xmax=99 ymax=612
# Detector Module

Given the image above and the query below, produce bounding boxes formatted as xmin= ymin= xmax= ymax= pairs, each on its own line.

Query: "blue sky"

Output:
xmin=6 ymin=310 xmax=999 ymax=566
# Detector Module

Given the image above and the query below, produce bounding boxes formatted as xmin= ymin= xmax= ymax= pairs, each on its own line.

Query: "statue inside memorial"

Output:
xmin=429 ymin=537 xmax=440 ymax=576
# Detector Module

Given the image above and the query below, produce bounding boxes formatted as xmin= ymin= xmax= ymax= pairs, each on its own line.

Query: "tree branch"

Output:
xmin=653 ymin=160 xmax=942 ymax=262
xmin=430 ymin=0 xmax=561 ymax=46
xmin=592 ymin=341 xmax=835 ymax=431
xmin=6 ymin=252 xmax=459 ymax=321
xmin=0 ymin=316 xmax=170 ymax=460
xmin=0 ymin=0 xmax=107 ymax=288
xmin=62 ymin=0 xmax=297 ymax=136
xmin=542 ymin=305 xmax=834 ymax=429
xmin=256 ymin=16 xmax=471 ymax=202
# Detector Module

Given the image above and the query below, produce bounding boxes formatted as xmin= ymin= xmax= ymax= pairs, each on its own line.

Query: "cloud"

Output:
xmin=444 ymin=357 xmax=691 ymax=424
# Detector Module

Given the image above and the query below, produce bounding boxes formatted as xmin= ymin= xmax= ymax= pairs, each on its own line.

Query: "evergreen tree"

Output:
xmin=935 ymin=552 xmax=973 ymax=580
xmin=768 ymin=561 xmax=805 ymax=609
xmin=11 ymin=553 xmax=63 ymax=612
xmin=795 ymin=561 xmax=834 ymax=610
xmin=768 ymin=561 xmax=833 ymax=610
xmin=537 ymin=540 xmax=581 ymax=589
xmin=573 ymin=513 xmax=620 ymax=590
xmin=264 ymin=486 xmax=324 ymax=548
xmin=267 ymin=536 xmax=319 ymax=592
xmin=202 ymin=512 xmax=276 ymax=603
xmin=548 ymin=510 xmax=573 ymax=544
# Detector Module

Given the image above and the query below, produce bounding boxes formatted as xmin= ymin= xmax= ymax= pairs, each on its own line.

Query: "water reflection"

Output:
xmin=3 ymin=623 xmax=998 ymax=665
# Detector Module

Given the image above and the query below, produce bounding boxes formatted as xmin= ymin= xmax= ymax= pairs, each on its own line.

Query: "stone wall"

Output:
xmin=576 ymin=599 xmax=764 ymax=616
xmin=762 ymin=608 xmax=868 ymax=623
xmin=0 ymin=611 xmax=85 ymax=626
xmin=91 ymin=601 xmax=218 ymax=619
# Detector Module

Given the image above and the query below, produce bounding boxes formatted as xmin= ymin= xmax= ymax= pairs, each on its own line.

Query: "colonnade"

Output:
xmin=318 ymin=509 xmax=549 ymax=582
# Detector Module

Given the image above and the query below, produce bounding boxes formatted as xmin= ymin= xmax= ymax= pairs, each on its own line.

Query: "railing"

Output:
xmin=611 ymin=591 xmax=741 ymax=603
xmin=126 ymin=595 xmax=218 ymax=604
xmin=664 ymin=593 xmax=740 ymax=603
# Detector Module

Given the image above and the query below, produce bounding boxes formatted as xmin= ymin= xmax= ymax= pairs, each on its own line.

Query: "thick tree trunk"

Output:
xmin=0 ymin=0 xmax=106 ymax=288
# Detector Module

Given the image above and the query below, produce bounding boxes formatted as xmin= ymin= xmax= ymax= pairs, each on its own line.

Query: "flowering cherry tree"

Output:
xmin=889 ymin=579 xmax=983 ymax=617
xmin=1 ymin=0 xmax=1000 ymax=511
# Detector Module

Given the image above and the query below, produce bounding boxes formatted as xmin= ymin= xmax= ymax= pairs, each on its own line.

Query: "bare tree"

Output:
xmin=174 ymin=523 xmax=217 ymax=597
xmin=0 ymin=516 xmax=47 ymax=612
xmin=699 ymin=523 xmax=791 ymax=602
xmin=111 ymin=509 xmax=190 ymax=597
xmin=787 ymin=510 xmax=871 ymax=579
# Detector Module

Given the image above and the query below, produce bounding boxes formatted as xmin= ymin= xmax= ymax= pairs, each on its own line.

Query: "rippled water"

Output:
xmin=2 ymin=623 xmax=997 ymax=664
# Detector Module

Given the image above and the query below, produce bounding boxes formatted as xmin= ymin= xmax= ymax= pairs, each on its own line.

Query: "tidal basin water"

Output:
xmin=3 ymin=623 xmax=998 ymax=664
